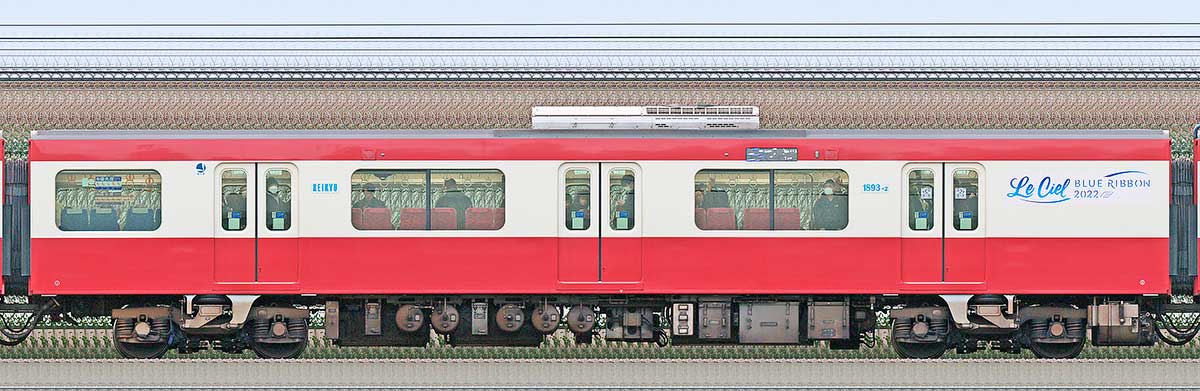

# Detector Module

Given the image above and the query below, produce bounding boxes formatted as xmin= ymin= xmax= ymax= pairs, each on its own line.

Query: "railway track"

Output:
xmin=6 ymin=328 xmax=1200 ymax=360
xmin=0 ymin=358 xmax=1196 ymax=390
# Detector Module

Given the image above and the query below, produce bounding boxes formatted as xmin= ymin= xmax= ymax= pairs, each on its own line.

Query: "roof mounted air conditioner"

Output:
xmin=532 ymin=106 xmax=759 ymax=130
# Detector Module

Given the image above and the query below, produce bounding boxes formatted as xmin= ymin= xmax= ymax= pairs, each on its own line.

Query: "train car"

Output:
xmin=6 ymin=126 xmax=1187 ymax=359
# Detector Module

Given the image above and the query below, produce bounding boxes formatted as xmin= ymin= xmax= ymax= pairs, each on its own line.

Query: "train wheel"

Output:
xmin=112 ymin=319 xmax=172 ymax=359
xmin=890 ymin=323 xmax=946 ymax=359
xmin=1027 ymin=340 xmax=1084 ymax=359
xmin=249 ymin=319 xmax=308 ymax=359
xmin=892 ymin=340 xmax=946 ymax=359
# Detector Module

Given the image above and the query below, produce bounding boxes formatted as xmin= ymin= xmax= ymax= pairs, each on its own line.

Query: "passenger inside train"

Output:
xmin=353 ymin=183 xmax=386 ymax=209
xmin=566 ymin=188 xmax=591 ymax=230
xmin=435 ymin=178 xmax=474 ymax=229
xmin=264 ymin=174 xmax=291 ymax=231
xmin=221 ymin=170 xmax=247 ymax=231
xmin=610 ymin=172 xmax=635 ymax=229
xmin=952 ymin=169 xmax=980 ymax=231
xmin=694 ymin=170 xmax=849 ymax=231
xmin=811 ymin=179 xmax=848 ymax=230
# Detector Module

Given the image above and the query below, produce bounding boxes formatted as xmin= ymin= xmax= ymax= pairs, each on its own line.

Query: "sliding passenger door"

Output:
xmin=899 ymin=162 xmax=986 ymax=285
xmin=598 ymin=164 xmax=643 ymax=282
xmin=214 ymin=163 xmax=256 ymax=283
xmin=900 ymin=164 xmax=943 ymax=283
xmin=556 ymin=162 xmax=644 ymax=285
xmin=942 ymin=163 xmax=985 ymax=282
xmin=255 ymin=163 xmax=299 ymax=283
xmin=557 ymin=164 xmax=601 ymax=283
xmin=213 ymin=162 xmax=298 ymax=284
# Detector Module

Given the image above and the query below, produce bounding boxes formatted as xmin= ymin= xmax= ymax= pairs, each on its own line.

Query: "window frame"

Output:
xmin=694 ymin=168 xmax=850 ymax=231
xmin=951 ymin=168 xmax=980 ymax=232
xmin=54 ymin=169 xmax=163 ymax=232
xmin=608 ymin=167 xmax=635 ymax=231
xmin=907 ymin=168 xmax=936 ymax=231
xmin=350 ymin=168 xmax=506 ymax=231
xmin=264 ymin=168 xmax=293 ymax=232
xmin=563 ymin=167 xmax=592 ymax=231
xmin=219 ymin=168 xmax=248 ymax=232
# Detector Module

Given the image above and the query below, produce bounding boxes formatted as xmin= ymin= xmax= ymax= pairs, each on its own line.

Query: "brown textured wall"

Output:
xmin=2 ymin=81 xmax=1199 ymax=157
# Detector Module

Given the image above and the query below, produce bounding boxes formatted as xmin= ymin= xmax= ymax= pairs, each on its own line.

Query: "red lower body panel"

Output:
xmin=557 ymin=237 xmax=598 ymax=282
xmin=901 ymin=237 xmax=941 ymax=282
xmin=28 ymin=236 xmax=1168 ymax=296
xmin=945 ymin=238 xmax=986 ymax=283
xmin=214 ymin=238 xmax=254 ymax=282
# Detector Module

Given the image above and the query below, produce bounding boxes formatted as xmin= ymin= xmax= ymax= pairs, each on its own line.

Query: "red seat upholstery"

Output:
xmin=351 ymin=208 xmax=363 ymax=229
xmin=774 ymin=208 xmax=802 ymax=230
xmin=361 ymin=208 xmax=393 ymax=230
xmin=431 ymin=207 xmax=457 ymax=230
xmin=742 ymin=208 xmax=770 ymax=230
xmin=465 ymin=208 xmax=495 ymax=230
xmin=706 ymin=208 xmax=736 ymax=230
xmin=493 ymin=208 xmax=505 ymax=229
xmin=695 ymin=208 xmax=707 ymax=229
xmin=398 ymin=208 xmax=426 ymax=230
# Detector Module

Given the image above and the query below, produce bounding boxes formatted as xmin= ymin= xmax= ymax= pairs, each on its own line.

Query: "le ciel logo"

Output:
xmin=1007 ymin=170 xmax=1151 ymax=204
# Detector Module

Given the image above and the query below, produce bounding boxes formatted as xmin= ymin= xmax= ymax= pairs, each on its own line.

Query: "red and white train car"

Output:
xmin=21 ymin=128 xmax=1172 ymax=358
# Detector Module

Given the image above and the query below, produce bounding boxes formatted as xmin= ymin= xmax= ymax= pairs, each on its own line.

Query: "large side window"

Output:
xmin=432 ymin=170 xmax=504 ymax=230
xmin=908 ymin=169 xmax=936 ymax=231
xmin=220 ymin=169 xmax=247 ymax=231
xmin=55 ymin=170 xmax=162 ymax=231
xmin=952 ymin=169 xmax=979 ymax=231
xmin=694 ymin=170 xmax=769 ymax=230
xmin=351 ymin=170 xmax=426 ymax=230
xmin=776 ymin=170 xmax=849 ymax=230
xmin=351 ymin=169 xmax=504 ymax=231
xmin=695 ymin=169 xmax=850 ymax=231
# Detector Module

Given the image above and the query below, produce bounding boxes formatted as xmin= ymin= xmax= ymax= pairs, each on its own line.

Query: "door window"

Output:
xmin=952 ymin=169 xmax=980 ymax=231
xmin=609 ymin=168 xmax=635 ymax=230
xmin=220 ymin=169 xmax=248 ymax=231
xmin=564 ymin=168 xmax=591 ymax=230
xmin=908 ymin=169 xmax=935 ymax=231
xmin=264 ymin=169 xmax=292 ymax=231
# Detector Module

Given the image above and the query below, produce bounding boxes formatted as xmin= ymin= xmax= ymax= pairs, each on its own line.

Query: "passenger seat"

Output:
xmin=124 ymin=207 xmax=157 ymax=231
xmin=88 ymin=208 xmax=119 ymax=231
xmin=398 ymin=208 xmax=426 ymax=230
xmin=742 ymin=208 xmax=770 ymax=230
xmin=360 ymin=208 xmax=394 ymax=230
xmin=774 ymin=208 xmax=802 ymax=230
xmin=431 ymin=207 xmax=457 ymax=230
xmin=705 ymin=208 xmax=736 ymax=230
xmin=59 ymin=208 xmax=88 ymax=231
xmin=465 ymin=208 xmax=496 ymax=230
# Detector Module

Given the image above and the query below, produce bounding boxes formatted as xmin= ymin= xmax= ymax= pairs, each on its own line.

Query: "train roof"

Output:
xmin=32 ymin=128 xmax=1169 ymax=140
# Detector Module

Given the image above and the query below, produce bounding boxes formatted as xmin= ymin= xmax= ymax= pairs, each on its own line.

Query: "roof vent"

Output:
xmin=532 ymin=106 xmax=759 ymax=130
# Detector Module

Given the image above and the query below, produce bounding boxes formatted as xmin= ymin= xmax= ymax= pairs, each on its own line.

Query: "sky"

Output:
xmin=0 ymin=0 xmax=1196 ymax=25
